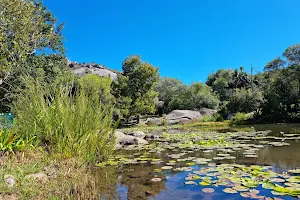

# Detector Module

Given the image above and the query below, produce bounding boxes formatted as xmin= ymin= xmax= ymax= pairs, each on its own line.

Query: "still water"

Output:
xmin=97 ymin=124 xmax=300 ymax=200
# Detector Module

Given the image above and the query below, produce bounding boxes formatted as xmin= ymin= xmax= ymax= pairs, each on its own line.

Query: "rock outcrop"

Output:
xmin=69 ymin=62 xmax=118 ymax=80
xmin=166 ymin=110 xmax=202 ymax=125
xmin=115 ymin=131 xmax=148 ymax=150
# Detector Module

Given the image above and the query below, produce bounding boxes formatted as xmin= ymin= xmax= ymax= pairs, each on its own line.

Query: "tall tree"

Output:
xmin=0 ymin=0 xmax=64 ymax=84
xmin=112 ymin=55 xmax=159 ymax=118
xmin=261 ymin=44 xmax=300 ymax=122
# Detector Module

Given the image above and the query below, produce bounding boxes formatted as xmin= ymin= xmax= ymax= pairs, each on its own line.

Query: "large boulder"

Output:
xmin=115 ymin=131 xmax=148 ymax=150
xmin=166 ymin=110 xmax=202 ymax=125
xmin=145 ymin=117 xmax=163 ymax=126
xmin=128 ymin=131 xmax=146 ymax=139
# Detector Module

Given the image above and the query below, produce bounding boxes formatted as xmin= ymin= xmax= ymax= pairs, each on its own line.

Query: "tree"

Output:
xmin=154 ymin=77 xmax=187 ymax=113
xmin=188 ymin=82 xmax=220 ymax=110
xmin=261 ymin=44 xmax=300 ymax=122
xmin=154 ymin=77 xmax=219 ymax=113
xmin=0 ymin=0 xmax=64 ymax=84
xmin=0 ymin=54 xmax=69 ymax=112
xmin=112 ymin=55 xmax=159 ymax=118
xmin=79 ymin=74 xmax=115 ymax=106
xmin=226 ymin=88 xmax=263 ymax=114
xmin=206 ymin=69 xmax=234 ymax=101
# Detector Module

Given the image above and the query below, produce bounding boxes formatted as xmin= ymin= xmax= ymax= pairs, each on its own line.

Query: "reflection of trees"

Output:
xmin=92 ymin=166 xmax=120 ymax=200
xmin=258 ymin=142 xmax=300 ymax=171
xmin=120 ymin=164 xmax=166 ymax=200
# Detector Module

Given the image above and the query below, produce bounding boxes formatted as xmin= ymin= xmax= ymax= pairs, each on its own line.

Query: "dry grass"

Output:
xmin=0 ymin=150 xmax=112 ymax=200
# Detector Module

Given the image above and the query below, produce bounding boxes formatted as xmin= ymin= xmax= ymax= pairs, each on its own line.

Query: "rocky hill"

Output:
xmin=68 ymin=62 xmax=118 ymax=80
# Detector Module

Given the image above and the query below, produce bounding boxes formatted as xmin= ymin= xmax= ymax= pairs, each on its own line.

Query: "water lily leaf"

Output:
xmin=233 ymin=185 xmax=249 ymax=192
xmin=186 ymin=162 xmax=196 ymax=166
xmin=223 ymin=188 xmax=238 ymax=194
xmin=289 ymin=188 xmax=300 ymax=196
xmin=199 ymin=180 xmax=211 ymax=186
xmin=262 ymin=182 xmax=276 ymax=189
xmin=202 ymin=188 xmax=215 ymax=193
xmin=185 ymin=175 xmax=201 ymax=181
xmin=273 ymin=186 xmax=290 ymax=194
xmin=242 ymin=180 xmax=259 ymax=188
xmin=185 ymin=181 xmax=197 ymax=185
xmin=270 ymin=178 xmax=286 ymax=183
xmin=161 ymin=166 xmax=173 ymax=170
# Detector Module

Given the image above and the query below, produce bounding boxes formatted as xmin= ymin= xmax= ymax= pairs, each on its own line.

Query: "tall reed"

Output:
xmin=12 ymin=74 xmax=115 ymax=162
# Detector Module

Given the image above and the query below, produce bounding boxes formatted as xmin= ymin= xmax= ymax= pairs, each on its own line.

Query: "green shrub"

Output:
xmin=200 ymin=113 xmax=224 ymax=122
xmin=231 ymin=112 xmax=254 ymax=125
xmin=12 ymin=75 xmax=115 ymax=162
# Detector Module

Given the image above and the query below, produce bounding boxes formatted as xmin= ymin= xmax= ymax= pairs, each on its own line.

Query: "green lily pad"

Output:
xmin=185 ymin=175 xmax=201 ymax=181
xmin=186 ymin=162 xmax=196 ymax=166
xmin=199 ymin=180 xmax=211 ymax=186
xmin=262 ymin=182 xmax=276 ymax=189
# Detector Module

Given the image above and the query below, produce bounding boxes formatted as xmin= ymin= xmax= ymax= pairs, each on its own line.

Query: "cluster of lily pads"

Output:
xmin=95 ymin=129 xmax=300 ymax=199
xmin=96 ymin=130 xmax=298 ymax=168
xmin=178 ymin=163 xmax=300 ymax=199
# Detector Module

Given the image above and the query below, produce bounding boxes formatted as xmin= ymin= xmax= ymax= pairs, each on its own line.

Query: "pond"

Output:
xmin=95 ymin=124 xmax=300 ymax=200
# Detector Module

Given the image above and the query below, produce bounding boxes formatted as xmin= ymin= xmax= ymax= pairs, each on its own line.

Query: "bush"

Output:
xmin=200 ymin=113 xmax=224 ymax=122
xmin=11 ymin=75 xmax=116 ymax=162
xmin=231 ymin=112 xmax=254 ymax=125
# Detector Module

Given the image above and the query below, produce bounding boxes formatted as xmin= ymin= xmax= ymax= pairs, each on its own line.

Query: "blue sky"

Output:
xmin=44 ymin=0 xmax=300 ymax=84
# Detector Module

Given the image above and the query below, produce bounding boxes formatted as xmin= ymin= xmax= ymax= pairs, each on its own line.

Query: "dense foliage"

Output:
xmin=260 ymin=45 xmax=300 ymax=122
xmin=0 ymin=54 xmax=69 ymax=112
xmin=154 ymin=78 xmax=219 ymax=114
xmin=0 ymin=0 xmax=64 ymax=84
xmin=112 ymin=55 xmax=159 ymax=118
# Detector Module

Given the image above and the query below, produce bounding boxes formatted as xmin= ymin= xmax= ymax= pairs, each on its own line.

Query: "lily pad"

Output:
xmin=185 ymin=181 xmax=197 ymax=185
xmin=262 ymin=182 xmax=276 ymax=189
xmin=199 ymin=180 xmax=211 ymax=186
xmin=161 ymin=166 xmax=173 ymax=170
xmin=202 ymin=188 xmax=215 ymax=193
xmin=223 ymin=188 xmax=238 ymax=194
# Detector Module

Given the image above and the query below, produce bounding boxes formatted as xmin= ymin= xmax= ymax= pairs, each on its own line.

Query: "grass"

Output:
xmin=0 ymin=150 xmax=112 ymax=199
xmin=11 ymin=75 xmax=115 ymax=163
xmin=121 ymin=120 xmax=231 ymax=133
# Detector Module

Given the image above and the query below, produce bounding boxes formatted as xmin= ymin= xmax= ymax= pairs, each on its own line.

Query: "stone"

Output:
xmin=145 ymin=117 xmax=163 ymax=126
xmin=4 ymin=175 xmax=15 ymax=188
xmin=166 ymin=110 xmax=202 ymax=125
xmin=115 ymin=131 xmax=148 ymax=149
xmin=134 ymin=137 xmax=148 ymax=145
xmin=24 ymin=173 xmax=48 ymax=183
xmin=69 ymin=62 xmax=117 ymax=80
xmin=115 ymin=131 xmax=136 ymax=145
xmin=128 ymin=131 xmax=146 ymax=139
